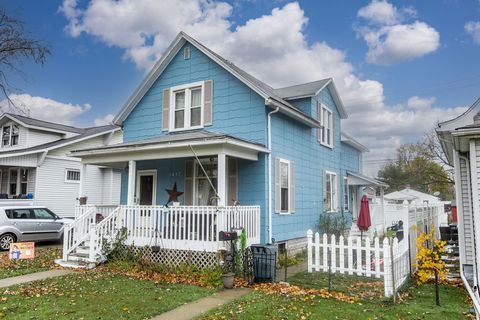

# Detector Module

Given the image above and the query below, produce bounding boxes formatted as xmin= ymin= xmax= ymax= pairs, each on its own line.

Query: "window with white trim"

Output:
xmin=280 ymin=160 xmax=290 ymax=213
xmin=170 ymin=82 xmax=204 ymax=131
xmin=318 ymin=103 xmax=333 ymax=147
xmin=325 ymin=171 xmax=338 ymax=212
xmin=8 ymin=168 xmax=28 ymax=195
xmin=1 ymin=124 xmax=19 ymax=147
xmin=343 ymin=177 xmax=349 ymax=212
xmin=65 ymin=169 xmax=80 ymax=183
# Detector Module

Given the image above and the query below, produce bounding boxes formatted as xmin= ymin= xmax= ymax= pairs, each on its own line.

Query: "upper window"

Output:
xmin=1 ymin=124 xmax=19 ymax=147
xmin=325 ymin=171 xmax=338 ymax=212
xmin=170 ymin=82 xmax=204 ymax=131
xmin=318 ymin=104 xmax=333 ymax=148
xmin=343 ymin=177 xmax=349 ymax=212
xmin=65 ymin=169 xmax=80 ymax=183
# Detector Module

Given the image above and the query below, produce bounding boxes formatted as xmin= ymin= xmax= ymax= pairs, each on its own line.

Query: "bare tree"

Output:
xmin=0 ymin=8 xmax=50 ymax=113
xmin=422 ymin=129 xmax=452 ymax=169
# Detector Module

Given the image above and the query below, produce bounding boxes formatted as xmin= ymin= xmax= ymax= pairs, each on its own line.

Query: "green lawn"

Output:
xmin=200 ymin=272 xmax=472 ymax=319
xmin=0 ymin=272 xmax=216 ymax=319
xmin=0 ymin=247 xmax=61 ymax=279
xmin=288 ymin=271 xmax=385 ymax=300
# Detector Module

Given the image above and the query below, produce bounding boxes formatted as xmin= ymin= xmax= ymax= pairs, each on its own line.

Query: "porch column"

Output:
xmin=127 ymin=160 xmax=136 ymax=205
xmin=78 ymin=163 xmax=87 ymax=198
xmin=217 ymin=153 xmax=226 ymax=206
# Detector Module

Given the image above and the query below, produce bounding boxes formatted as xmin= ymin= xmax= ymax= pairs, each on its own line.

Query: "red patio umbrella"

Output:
xmin=357 ymin=195 xmax=371 ymax=240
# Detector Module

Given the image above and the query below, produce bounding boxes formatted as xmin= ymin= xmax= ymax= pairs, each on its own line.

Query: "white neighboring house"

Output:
xmin=437 ymin=97 xmax=480 ymax=315
xmin=0 ymin=113 xmax=123 ymax=217
xmin=384 ymin=187 xmax=441 ymax=205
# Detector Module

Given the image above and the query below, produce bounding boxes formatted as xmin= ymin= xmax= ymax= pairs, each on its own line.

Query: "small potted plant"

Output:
xmin=218 ymin=249 xmax=235 ymax=289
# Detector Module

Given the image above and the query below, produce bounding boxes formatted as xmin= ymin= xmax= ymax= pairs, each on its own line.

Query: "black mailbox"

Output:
xmin=219 ymin=231 xmax=238 ymax=241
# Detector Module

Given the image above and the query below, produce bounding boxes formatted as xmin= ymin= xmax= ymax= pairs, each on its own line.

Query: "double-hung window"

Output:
xmin=170 ymin=81 xmax=204 ymax=131
xmin=343 ymin=177 xmax=349 ymax=212
xmin=324 ymin=171 xmax=338 ymax=212
xmin=280 ymin=160 xmax=290 ymax=213
xmin=318 ymin=103 xmax=333 ymax=147
xmin=1 ymin=124 xmax=19 ymax=147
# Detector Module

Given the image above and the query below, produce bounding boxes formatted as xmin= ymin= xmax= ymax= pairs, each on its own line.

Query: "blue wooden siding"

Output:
xmin=123 ymin=43 xmax=267 ymax=145
xmin=270 ymin=87 xmax=360 ymax=242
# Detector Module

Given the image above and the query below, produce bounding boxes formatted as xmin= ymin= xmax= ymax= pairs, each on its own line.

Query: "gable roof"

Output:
xmin=1 ymin=113 xmax=85 ymax=134
xmin=273 ymin=79 xmax=348 ymax=119
xmin=0 ymin=125 xmax=120 ymax=158
xmin=114 ymin=32 xmax=345 ymax=128
xmin=341 ymin=131 xmax=369 ymax=152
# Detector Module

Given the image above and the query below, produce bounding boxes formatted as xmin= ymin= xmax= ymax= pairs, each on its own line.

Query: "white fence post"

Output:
xmin=331 ymin=234 xmax=336 ymax=273
xmin=315 ymin=232 xmax=320 ymax=271
xmin=339 ymin=235 xmax=345 ymax=274
xmin=307 ymin=229 xmax=313 ymax=272
xmin=322 ymin=233 xmax=328 ymax=272
xmin=383 ymin=238 xmax=393 ymax=297
xmin=347 ymin=236 xmax=353 ymax=275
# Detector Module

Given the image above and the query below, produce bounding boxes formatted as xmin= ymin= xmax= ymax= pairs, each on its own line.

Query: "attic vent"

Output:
xmin=183 ymin=46 xmax=190 ymax=59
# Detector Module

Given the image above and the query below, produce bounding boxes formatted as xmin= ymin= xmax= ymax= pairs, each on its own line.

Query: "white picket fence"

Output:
xmin=307 ymin=230 xmax=410 ymax=297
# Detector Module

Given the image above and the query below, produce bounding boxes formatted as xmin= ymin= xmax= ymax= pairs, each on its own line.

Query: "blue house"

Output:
xmin=63 ymin=32 xmax=384 ymax=266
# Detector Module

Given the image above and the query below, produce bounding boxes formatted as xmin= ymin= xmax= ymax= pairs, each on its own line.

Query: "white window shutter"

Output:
xmin=184 ymin=160 xmax=193 ymax=205
xmin=317 ymin=103 xmax=322 ymax=142
xmin=162 ymin=88 xmax=170 ymax=131
xmin=289 ymin=161 xmax=295 ymax=213
xmin=203 ymin=80 xmax=213 ymax=126
xmin=275 ymin=158 xmax=281 ymax=213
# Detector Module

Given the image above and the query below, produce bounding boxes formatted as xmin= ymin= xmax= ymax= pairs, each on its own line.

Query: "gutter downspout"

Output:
xmin=267 ymin=106 xmax=280 ymax=244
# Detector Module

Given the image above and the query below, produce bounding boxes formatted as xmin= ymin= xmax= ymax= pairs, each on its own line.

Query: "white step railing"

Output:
xmin=63 ymin=206 xmax=97 ymax=260
xmin=88 ymin=206 xmax=122 ymax=262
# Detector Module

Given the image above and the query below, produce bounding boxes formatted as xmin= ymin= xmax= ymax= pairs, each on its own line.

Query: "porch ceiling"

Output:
xmin=70 ymin=131 xmax=269 ymax=164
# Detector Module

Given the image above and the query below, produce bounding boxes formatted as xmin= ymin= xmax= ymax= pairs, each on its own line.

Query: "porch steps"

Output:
xmin=54 ymin=259 xmax=96 ymax=269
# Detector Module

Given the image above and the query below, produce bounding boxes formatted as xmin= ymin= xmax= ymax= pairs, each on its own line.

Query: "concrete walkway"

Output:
xmin=0 ymin=269 xmax=73 ymax=288
xmin=151 ymin=287 xmax=251 ymax=320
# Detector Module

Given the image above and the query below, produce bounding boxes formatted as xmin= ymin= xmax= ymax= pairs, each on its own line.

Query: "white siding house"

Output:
xmin=0 ymin=113 xmax=123 ymax=217
xmin=437 ymin=97 xmax=480 ymax=315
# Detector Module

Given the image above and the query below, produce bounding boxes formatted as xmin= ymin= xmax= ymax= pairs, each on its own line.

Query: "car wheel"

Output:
xmin=0 ymin=233 xmax=16 ymax=251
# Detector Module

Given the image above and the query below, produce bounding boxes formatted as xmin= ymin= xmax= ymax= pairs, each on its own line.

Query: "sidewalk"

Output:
xmin=151 ymin=287 xmax=251 ymax=320
xmin=0 ymin=269 xmax=73 ymax=288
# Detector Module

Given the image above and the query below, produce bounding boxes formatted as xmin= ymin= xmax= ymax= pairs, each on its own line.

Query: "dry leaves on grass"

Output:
xmin=252 ymin=282 xmax=357 ymax=303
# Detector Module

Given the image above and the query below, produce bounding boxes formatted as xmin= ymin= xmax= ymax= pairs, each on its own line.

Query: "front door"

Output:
xmin=136 ymin=170 xmax=157 ymax=205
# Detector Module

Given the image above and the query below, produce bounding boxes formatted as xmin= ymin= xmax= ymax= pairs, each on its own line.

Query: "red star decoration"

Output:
xmin=166 ymin=182 xmax=183 ymax=204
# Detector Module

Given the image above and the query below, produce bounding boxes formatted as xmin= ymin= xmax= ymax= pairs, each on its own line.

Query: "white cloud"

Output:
xmin=357 ymin=1 xmax=439 ymax=65
xmin=465 ymin=21 xmax=480 ymax=45
xmin=0 ymin=94 xmax=91 ymax=125
xmin=406 ymin=96 xmax=436 ymax=110
xmin=59 ymin=0 xmax=458 ymax=176
xmin=94 ymin=113 xmax=115 ymax=126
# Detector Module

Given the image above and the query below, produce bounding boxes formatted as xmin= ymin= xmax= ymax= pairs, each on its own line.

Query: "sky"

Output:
xmin=1 ymin=0 xmax=480 ymax=176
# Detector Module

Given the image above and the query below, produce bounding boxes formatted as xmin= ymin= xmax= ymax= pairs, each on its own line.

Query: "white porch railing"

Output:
xmin=66 ymin=205 xmax=261 ymax=263
xmin=119 ymin=205 xmax=261 ymax=251
xmin=74 ymin=204 xmax=119 ymax=219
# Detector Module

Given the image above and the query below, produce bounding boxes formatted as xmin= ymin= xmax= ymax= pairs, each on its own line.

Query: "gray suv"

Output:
xmin=0 ymin=206 xmax=73 ymax=250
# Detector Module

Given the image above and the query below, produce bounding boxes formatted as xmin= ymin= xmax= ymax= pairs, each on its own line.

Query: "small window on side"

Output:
xmin=65 ymin=169 xmax=80 ymax=183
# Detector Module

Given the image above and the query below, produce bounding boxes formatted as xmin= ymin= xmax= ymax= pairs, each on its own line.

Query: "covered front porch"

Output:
xmin=63 ymin=132 xmax=266 ymax=265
